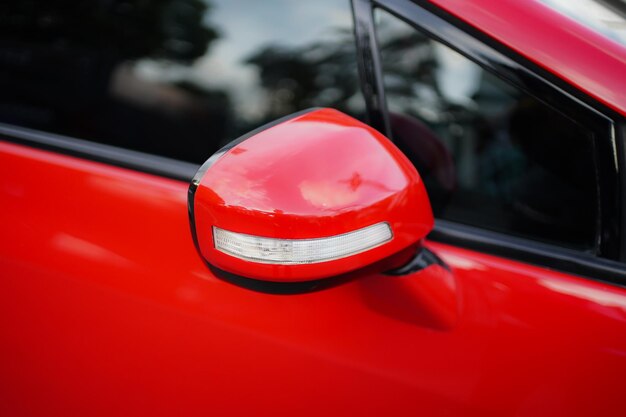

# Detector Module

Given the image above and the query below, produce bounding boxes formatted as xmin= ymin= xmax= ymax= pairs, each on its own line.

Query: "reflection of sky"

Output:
xmin=134 ymin=0 xmax=353 ymax=121
xmin=541 ymin=279 xmax=626 ymax=314
xmin=541 ymin=0 xmax=626 ymax=46
xmin=194 ymin=0 xmax=353 ymax=119
xmin=433 ymin=44 xmax=481 ymax=106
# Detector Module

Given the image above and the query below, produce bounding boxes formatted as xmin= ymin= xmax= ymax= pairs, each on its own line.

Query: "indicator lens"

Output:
xmin=213 ymin=222 xmax=393 ymax=265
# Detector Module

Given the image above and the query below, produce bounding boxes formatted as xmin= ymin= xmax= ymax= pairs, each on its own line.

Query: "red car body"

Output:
xmin=1 ymin=0 xmax=626 ymax=416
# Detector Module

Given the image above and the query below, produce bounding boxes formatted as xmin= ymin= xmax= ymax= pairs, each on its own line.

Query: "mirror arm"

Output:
xmin=385 ymin=246 xmax=449 ymax=276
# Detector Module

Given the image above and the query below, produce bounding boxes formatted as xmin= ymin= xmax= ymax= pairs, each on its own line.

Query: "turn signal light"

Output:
xmin=213 ymin=222 xmax=393 ymax=265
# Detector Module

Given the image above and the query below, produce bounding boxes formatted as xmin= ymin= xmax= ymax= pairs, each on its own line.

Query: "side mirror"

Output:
xmin=188 ymin=108 xmax=433 ymax=283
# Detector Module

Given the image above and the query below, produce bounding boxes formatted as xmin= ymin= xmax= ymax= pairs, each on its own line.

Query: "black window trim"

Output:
xmin=0 ymin=122 xmax=198 ymax=182
xmin=352 ymin=0 xmax=626 ymax=286
xmin=430 ymin=220 xmax=626 ymax=286
xmin=620 ymin=123 xmax=626 ymax=262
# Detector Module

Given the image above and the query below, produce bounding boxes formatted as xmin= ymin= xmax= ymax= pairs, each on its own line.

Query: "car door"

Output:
xmin=2 ymin=1 xmax=626 ymax=417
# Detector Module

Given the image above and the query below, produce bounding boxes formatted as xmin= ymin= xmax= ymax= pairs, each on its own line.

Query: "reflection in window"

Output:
xmin=0 ymin=0 xmax=364 ymax=163
xmin=375 ymin=10 xmax=598 ymax=250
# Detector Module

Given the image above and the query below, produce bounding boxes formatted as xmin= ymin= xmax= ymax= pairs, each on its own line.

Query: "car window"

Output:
xmin=375 ymin=9 xmax=599 ymax=251
xmin=0 ymin=0 xmax=363 ymax=163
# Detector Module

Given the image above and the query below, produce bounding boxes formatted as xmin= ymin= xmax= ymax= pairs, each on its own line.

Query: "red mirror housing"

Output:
xmin=188 ymin=108 xmax=434 ymax=282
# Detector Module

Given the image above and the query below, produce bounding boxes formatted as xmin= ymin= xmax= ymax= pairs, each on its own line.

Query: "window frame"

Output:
xmin=352 ymin=0 xmax=626 ymax=285
xmin=0 ymin=122 xmax=198 ymax=181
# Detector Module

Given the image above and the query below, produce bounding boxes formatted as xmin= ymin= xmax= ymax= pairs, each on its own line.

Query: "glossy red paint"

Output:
xmin=427 ymin=0 xmax=626 ymax=116
xmin=2 ymin=141 xmax=626 ymax=416
xmin=193 ymin=108 xmax=433 ymax=282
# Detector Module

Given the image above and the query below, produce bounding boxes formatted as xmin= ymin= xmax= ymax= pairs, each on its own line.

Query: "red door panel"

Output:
xmin=1 ymin=141 xmax=625 ymax=416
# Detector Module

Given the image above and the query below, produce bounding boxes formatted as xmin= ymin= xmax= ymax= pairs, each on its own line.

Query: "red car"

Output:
xmin=1 ymin=0 xmax=626 ymax=416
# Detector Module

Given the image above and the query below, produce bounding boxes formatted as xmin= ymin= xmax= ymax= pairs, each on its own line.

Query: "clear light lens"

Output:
xmin=213 ymin=222 xmax=393 ymax=265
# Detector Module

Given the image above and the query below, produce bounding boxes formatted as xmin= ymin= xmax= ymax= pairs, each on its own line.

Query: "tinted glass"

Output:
xmin=376 ymin=10 xmax=598 ymax=250
xmin=0 ymin=0 xmax=363 ymax=163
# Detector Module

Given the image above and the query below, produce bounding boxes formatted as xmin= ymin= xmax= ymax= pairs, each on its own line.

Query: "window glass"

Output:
xmin=375 ymin=9 xmax=598 ymax=250
xmin=0 ymin=0 xmax=363 ymax=163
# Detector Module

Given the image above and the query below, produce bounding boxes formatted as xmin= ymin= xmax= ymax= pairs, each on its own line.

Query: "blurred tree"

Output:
xmin=0 ymin=0 xmax=229 ymax=162
xmin=245 ymin=28 xmax=361 ymax=121
xmin=0 ymin=0 xmax=218 ymax=63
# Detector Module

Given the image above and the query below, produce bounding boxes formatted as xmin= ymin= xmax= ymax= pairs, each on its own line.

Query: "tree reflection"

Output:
xmin=1 ymin=0 xmax=218 ymax=62
xmin=0 ymin=1 xmax=364 ymax=163
xmin=245 ymin=28 xmax=362 ymax=123
xmin=0 ymin=0 xmax=226 ymax=161
xmin=376 ymin=10 xmax=597 ymax=249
